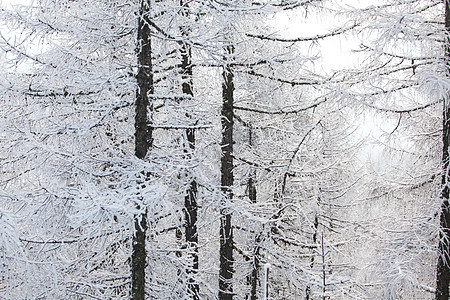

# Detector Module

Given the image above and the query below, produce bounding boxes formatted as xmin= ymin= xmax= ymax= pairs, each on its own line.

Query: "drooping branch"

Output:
xmin=365 ymin=98 xmax=441 ymax=114
xmin=234 ymin=98 xmax=326 ymax=115
xmin=246 ymin=23 xmax=358 ymax=43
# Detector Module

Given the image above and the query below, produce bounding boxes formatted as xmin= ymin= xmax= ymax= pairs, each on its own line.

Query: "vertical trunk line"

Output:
xmin=437 ymin=103 xmax=450 ymax=300
xmin=248 ymin=127 xmax=260 ymax=300
xmin=179 ymin=1 xmax=199 ymax=297
xmin=132 ymin=1 xmax=153 ymax=299
xmin=219 ymin=44 xmax=235 ymax=300
xmin=437 ymin=1 xmax=450 ymax=299
xmin=321 ymin=233 xmax=326 ymax=300
xmin=306 ymin=215 xmax=319 ymax=300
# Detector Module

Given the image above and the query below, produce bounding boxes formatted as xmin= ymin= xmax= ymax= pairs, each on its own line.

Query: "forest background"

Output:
xmin=0 ymin=0 xmax=449 ymax=299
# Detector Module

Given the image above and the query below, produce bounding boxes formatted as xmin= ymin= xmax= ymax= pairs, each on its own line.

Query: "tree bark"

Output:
xmin=436 ymin=1 xmax=450 ymax=299
xmin=219 ymin=44 xmax=235 ymax=300
xmin=247 ymin=128 xmax=260 ymax=300
xmin=132 ymin=1 xmax=153 ymax=299
xmin=306 ymin=215 xmax=319 ymax=300
xmin=179 ymin=1 xmax=199 ymax=297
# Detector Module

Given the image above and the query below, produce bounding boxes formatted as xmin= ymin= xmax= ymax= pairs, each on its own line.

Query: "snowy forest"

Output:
xmin=0 ymin=0 xmax=450 ymax=299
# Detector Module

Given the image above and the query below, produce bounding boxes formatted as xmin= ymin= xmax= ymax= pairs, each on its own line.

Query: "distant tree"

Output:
xmin=340 ymin=0 xmax=449 ymax=298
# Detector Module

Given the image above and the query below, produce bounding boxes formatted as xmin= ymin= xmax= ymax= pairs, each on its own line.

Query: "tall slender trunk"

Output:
xmin=179 ymin=1 xmax=199 ymax=297
xmin=247 ymin=128 xmax=260 ymax=300
xmin=132 ymin=1 xmax=153 ymax=299
xmin=306 ymin=215 xmax=319 ymax=300
xmin=219 ymin=44 xmax=235 ymax=300
xmin=249 ymin=233 xmax=261 ymax=300
xmin=437 ymin=2 xmax=450 ymax=299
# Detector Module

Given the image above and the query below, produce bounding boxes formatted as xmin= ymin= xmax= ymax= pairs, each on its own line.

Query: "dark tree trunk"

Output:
xmin=249 ymin=236 xmax=260 ymax=300
xmin=219 ymin=44 xmax=235 ymax=300
xmin=131 ymin=212 xmax=148 ymax=300
xmin=247 ymin=128 xmax=260 ymax=300
xmin=132 ymin=1 xmax=153 ymax=299
xmin=437 ymin=104 xmax=450 ymax=299
xmin=184 ymin=177 xmax=199 ymax=299
xmin=437 ymin=2 xmax=450 ymax=299
xmin=179 ymin=1 xmax=199 ymax=297
xmin=306 ymin=215 xmax=319 ymax=300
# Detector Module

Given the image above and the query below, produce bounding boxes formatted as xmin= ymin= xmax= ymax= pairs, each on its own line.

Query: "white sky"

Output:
xmin=1 ymin=0 xmax=29 ymax=8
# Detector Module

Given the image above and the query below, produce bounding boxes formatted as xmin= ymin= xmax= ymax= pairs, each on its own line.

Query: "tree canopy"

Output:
xmin=0 ymin=0 xmax=449 ymax=299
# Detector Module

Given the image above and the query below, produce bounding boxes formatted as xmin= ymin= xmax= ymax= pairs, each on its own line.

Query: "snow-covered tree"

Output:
xmin=338 ymin=0 xmax=449 ymax=298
